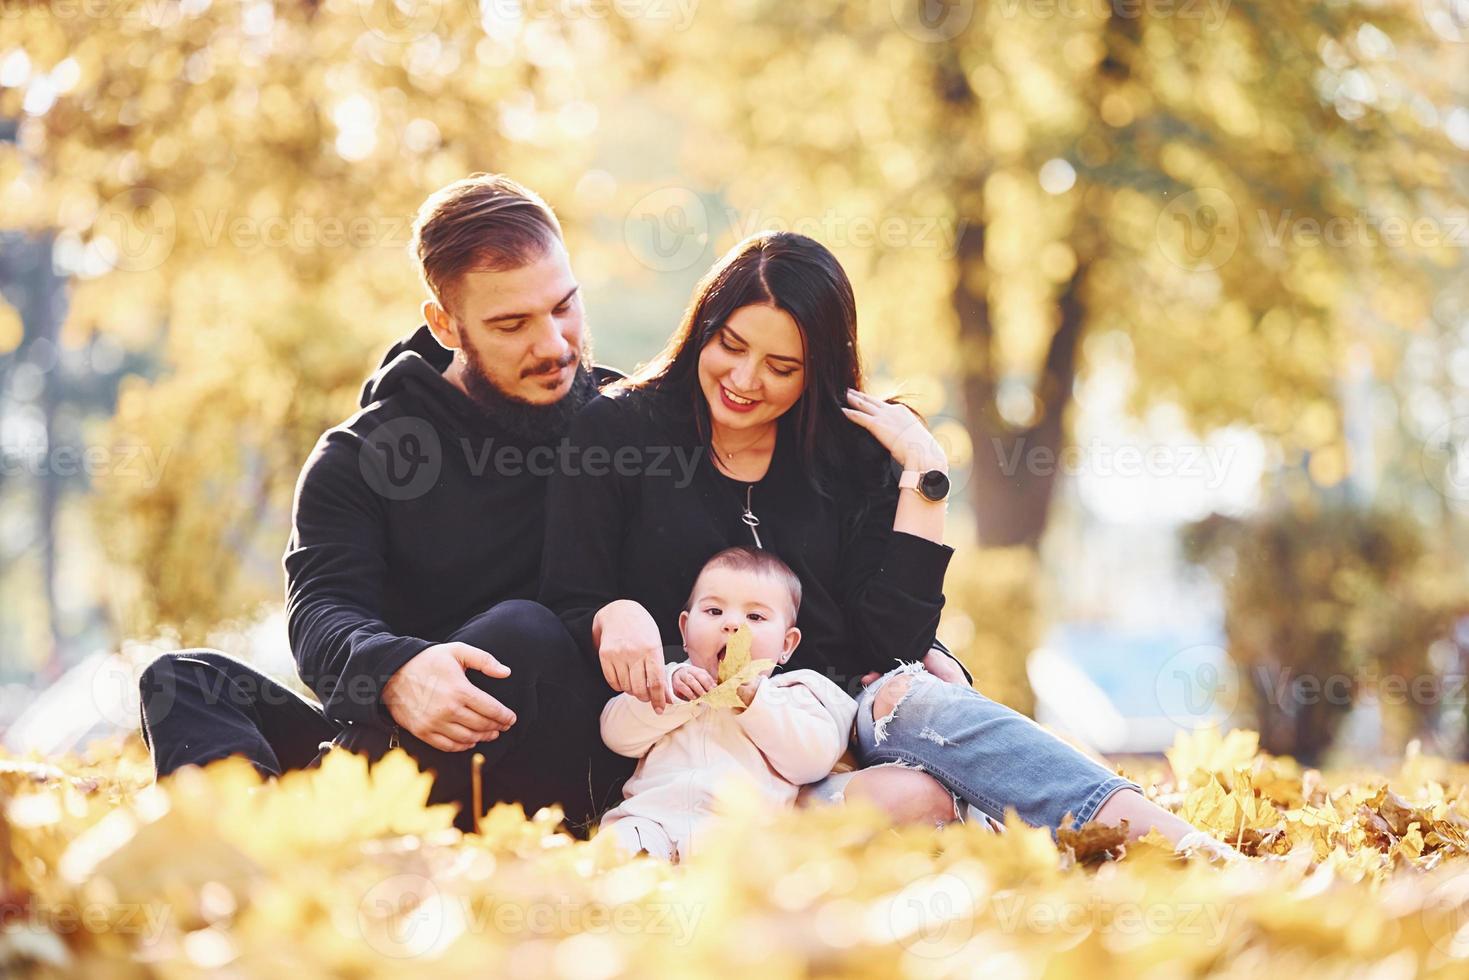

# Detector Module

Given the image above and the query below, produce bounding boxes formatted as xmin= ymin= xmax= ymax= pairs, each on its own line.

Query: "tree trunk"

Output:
xmin=955 ymin=220 xmax=1088 ymax=549
xmin=0 ymin=233 xmax=68 ymax=677
xmin=20 ymin=235 xmax=67 ymax=677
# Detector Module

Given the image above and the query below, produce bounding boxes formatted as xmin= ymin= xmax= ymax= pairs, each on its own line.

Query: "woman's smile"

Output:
xmin=718 ymin=385 xmax=761 ymax=413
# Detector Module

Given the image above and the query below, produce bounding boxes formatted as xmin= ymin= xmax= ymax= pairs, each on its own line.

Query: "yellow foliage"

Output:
xmin=5 ymin=731 xmax=1469 ymax=975
xmin=1165 ymin=727 xmax=1262 ymax=790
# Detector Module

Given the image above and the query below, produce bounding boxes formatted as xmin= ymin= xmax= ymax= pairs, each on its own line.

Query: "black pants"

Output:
xmin=138 ymin=600 xmax=632 ymax=834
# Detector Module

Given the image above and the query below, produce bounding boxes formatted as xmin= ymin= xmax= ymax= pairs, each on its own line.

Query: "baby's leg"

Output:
xmin=600 ymin=816 xmax=678 ymax=862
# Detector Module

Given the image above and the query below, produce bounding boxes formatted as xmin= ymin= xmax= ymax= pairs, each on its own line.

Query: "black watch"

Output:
xmin=900 ymin=469 xmax=950 ymax=502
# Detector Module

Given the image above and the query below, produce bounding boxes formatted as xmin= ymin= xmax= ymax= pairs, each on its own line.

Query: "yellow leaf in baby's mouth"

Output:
xmin=695 ymin=624 xmax=774 ymax=709
xmin=718 ymin=623 xmax=753 ymax=683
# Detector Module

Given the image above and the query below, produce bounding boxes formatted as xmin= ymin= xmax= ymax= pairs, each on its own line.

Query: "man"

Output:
xmin=139 ymin=174 xmax=628 ymax=833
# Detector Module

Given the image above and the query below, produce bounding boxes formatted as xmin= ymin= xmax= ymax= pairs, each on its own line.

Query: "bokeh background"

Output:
xmin=1 ymin=0 xmax=1468 ymax=769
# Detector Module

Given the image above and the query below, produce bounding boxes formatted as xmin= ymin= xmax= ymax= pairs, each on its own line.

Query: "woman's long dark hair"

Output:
xmin=615 ymin=231 xmax=887 ymax=498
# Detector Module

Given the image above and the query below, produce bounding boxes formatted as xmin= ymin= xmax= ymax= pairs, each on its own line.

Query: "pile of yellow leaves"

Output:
xmin=5 ymin=728 xmax=1469 ymax=977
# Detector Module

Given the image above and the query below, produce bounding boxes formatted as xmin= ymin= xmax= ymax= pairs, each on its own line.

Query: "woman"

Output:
xmin=541 ymin=231 xmax=1226 ymax=850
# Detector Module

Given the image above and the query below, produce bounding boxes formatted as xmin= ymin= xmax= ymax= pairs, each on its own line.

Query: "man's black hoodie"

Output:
xmin=282 ymin=326 xmax=613 ymax=728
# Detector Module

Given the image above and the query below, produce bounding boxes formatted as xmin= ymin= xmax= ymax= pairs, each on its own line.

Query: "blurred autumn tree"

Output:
xmin=2 ymin=0 xmax=1466 ymax=712
xmin=605 ymin=0 xmax=1468 ymax=713
xmin=628 ymin=0 xmax=1466 ymax=546
xmin=0 ymin=0 xmax=646 ymax=644
xmin=1183 ymin=506 xmax=1469 ymax=763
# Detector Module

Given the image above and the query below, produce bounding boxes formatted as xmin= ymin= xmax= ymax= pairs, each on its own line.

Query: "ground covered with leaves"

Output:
xmin=4 ymin=728 xmax=1469 ymax=977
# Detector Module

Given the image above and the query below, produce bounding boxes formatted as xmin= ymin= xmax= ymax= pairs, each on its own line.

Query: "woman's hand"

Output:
xmin=592 ymin=599 xmax=669 ymax=712
xmin=841 ymin=389 xmax=948 ymax=473
xmin=922 ymin=649 xmax=968 ymax=685
xmin=858 ymin=650 xmax=967 ymax=692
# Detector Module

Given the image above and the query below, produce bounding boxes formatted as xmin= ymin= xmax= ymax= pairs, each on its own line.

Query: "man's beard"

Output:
xmin=458 ymin=337 xmax=597 ymax=443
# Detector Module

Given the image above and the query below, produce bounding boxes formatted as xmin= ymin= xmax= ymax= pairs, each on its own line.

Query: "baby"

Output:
xmin=597 ymin=546 xmax=857 ymax=862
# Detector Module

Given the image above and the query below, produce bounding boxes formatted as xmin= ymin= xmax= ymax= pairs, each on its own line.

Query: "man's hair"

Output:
xmin=409 ymin=173 xmax=563 ymax=315
xmin=683 ymin=546 xmax=803 ymax=619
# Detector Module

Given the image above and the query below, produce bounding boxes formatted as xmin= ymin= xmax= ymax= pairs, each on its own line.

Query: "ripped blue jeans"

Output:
xmin=821 ymin=663 xmax=1139 ymax=834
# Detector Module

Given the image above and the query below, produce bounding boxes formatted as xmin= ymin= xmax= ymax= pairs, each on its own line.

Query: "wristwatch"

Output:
xmin=899 ymin=469 xmax=950 ymax=502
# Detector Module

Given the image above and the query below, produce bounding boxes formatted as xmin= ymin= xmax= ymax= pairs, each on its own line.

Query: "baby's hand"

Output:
xmin=736 ymin=661 xmax=779 ymax=707
xmin=672 ymin=665 xmax=717 ymax=702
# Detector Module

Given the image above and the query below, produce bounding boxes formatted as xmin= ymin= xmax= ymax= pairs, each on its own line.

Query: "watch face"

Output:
xmin=920 ymin=470 xmax=951 ymax=501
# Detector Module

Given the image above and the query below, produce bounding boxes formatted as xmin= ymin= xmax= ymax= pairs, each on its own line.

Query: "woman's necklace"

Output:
xmin=710 ymin=427 xmax=771 ymax=463
xmin=741 ymin=484 xmax=763 ymax=549
xmin=709 ymin=427 xmax=770 ymax=548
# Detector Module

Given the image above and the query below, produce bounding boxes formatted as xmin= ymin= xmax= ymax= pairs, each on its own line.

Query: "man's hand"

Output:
xmin=381 ymin=643 xmax=517 ymax=753
xmin=593 ymin=599 xmax=669 ymax=713
xmin=671 ymin=665 xmax=716 ymax=702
